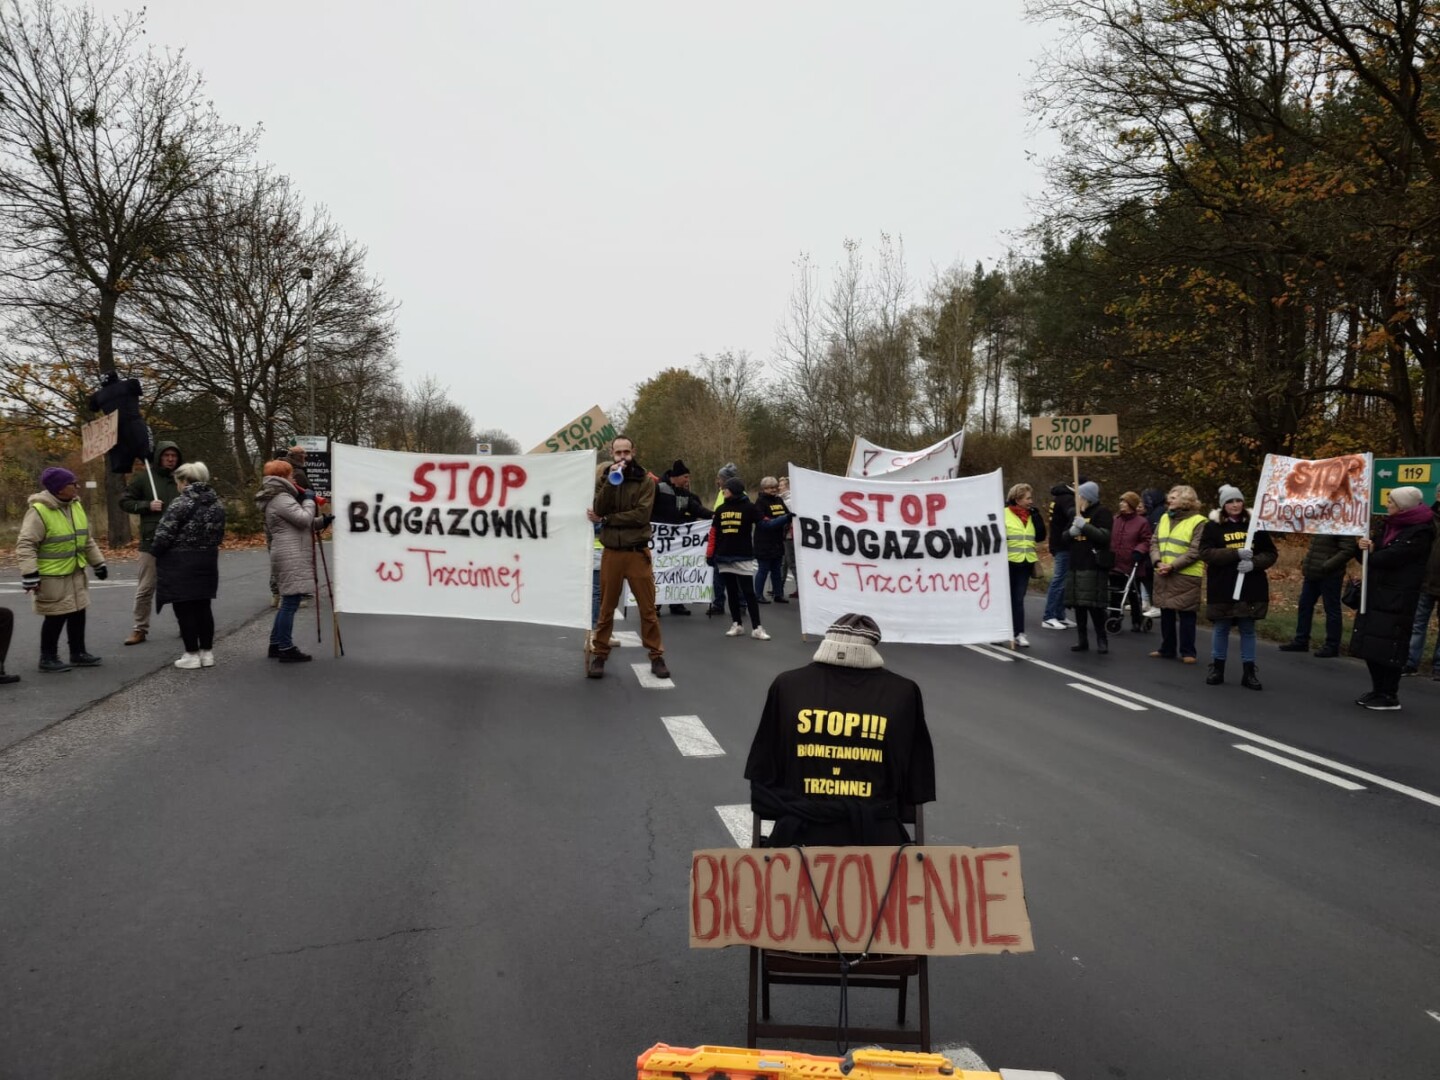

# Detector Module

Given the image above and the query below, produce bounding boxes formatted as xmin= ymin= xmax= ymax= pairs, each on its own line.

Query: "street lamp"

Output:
xmin=299 ymin=266 xmax=314 ymax=434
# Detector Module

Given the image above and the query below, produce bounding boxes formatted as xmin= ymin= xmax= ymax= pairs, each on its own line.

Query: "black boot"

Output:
xmin=1278 ymin=640 xmax=1308 ymax=652
xmin=1070 ymin=629 xmax=1089 ymax=652
xmin=1241 ymin=662 xmax=1263 ymax=690
xmin=0 ymin=664 xmax=18 ymax=684
xmin=1096 ymin=632 xmax=1109 ymax=654
xmin=1206 ymin=660 xmax=1225 ymax=685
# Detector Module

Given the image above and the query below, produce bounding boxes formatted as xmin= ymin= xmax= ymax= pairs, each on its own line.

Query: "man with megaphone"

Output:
xmin=585 ymin=434 xmax=669 ymax=680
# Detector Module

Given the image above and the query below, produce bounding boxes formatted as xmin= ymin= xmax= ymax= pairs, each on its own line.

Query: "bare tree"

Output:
xmin=773 ymin=252 xmax=844 ymax=469
xmin=379 ymin=376 xmax=476 ymax=454
xmin=474 ymin=427 xmax=521 ymax=454
xmin=0 ymin=0 xmax=256 ymax=539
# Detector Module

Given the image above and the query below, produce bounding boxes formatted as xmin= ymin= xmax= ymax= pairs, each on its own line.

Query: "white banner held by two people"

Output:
xmin=1239 ymin=453 xmax=1373 ymax=603
xmin=845 ymin=430 xmax=965 ymax=481
xmin=331 ymin=444 xmax=596 ymax=628
xmin=790 ymin=465 xmax=1011 ymax=644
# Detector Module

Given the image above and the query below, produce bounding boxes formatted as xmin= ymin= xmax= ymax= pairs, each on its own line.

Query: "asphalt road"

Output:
xmin=1 ymin=586 xmax=1438 ymax=1079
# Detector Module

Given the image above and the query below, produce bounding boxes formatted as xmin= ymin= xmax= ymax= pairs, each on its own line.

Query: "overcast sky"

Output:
xmin=95 ymin=1 xmax=1060 ymax=449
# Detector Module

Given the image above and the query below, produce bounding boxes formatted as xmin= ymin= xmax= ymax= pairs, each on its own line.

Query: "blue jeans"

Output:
xmin=1211 ymin=616 xmax=1257 ymax=663
xmin=1293 ymin=575 xmax=1343 ymax=649
xmin=1408 ymin=592 xmax=1440 ymax=669
xmin=1043 ymin=550 xmax=1070 ymax=621
xmin=754 ymin=557 xmax=785 ymax=599
xmin=269 ymin=594 xmax=303 ymax=649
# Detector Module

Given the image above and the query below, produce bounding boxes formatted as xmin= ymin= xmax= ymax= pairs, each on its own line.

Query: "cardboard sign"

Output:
xmin=1372 ymin=457 xmax=1440 ymax=513
xmin=689 ymin=845 xmax=1032 ymax=956
xmin=790 ymin=465 xmax=1011 ymax=644
xmin=1251 ymin=453 xmax=1371 ymax=535
xmin=621 ymin=519 xmax=715 ymax=606
xmin=330 ymin=443 xmax=595 ymax=628
xmin=846 ymin=430 xmax=965 ymax=481
xmin=80 ymin=412 xmax=118 ymax=463
xmin=1029 ymin=415 xmax=1120 ymax=456
xmin=529 ymin=405 xmax=617 ymax=454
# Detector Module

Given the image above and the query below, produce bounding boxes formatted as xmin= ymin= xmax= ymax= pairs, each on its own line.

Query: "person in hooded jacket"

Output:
xmin=256 ymin=460 xmax=329 ymax=663
xmin=1109 ymin=491 xmax=1152 ymax=631
xmin=712 ymin=478 xmax=769 ymax=640
xmin=707 ymin=463 xmax=740 ymax=615
xmin=15 ymin=467 xmax=108 ymax=672
xmin=1042 ymin=480 xmax=1078 ymax=629
xmin=1199 ymin=485 xmax=1277 ymax=690
xmin=151 ymin=462 xmax=226 ymax=670
xmin=1350 ymin=486 xmax=1435 ymax=710
xmin=118 ymin=440 xmax=183 ymax=645
xmin=1064 ymin=481 xmax=1113 ymax=652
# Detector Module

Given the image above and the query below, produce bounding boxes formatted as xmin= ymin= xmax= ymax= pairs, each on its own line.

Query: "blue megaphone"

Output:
xmin=607 ymin=463 xmax=625 ymax=486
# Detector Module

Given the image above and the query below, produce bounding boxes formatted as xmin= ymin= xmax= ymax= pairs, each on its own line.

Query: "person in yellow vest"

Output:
xmin=1149 ymin=484 xmax=1207 ymax=664
xmin=15 ymin=467 xmax=108 ymax=673
xmin=1003 ymin=483 xmax=1048 ymax=648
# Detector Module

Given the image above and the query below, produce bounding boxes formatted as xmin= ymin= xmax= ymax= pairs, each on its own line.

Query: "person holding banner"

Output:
xmin=1403 ymin=486 xmax=1440 ymax=677
xmin=586 ymin=435 xmax=669 ymax=679
xmin=752 ymin=476 xmax=792 ymax=605
xmin=1199 ymin=485 xmax=1277 ymax=689
xmin=1003 ymin=483 xmax=1048 ymax=648
xmin=256 ymin=460 xmax=328 ymax=664
xmin=1041 ymin=480 xmax=1079 ymax=630
xmin=118 ymin=441 xmax=183 ymax=646
xmin=1064 ymin=481 xmax=1114 ymax=653
xmin=1351 ymin=487 xmax=1435 ymax=711
xmin=1150 ymin=485 xmax=1208 ymax=664
xmin=653 ymin=459 xmax=711 ymax=615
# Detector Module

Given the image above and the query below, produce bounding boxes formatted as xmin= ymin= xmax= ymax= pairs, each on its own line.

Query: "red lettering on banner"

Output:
xmin=835 ymin=854 xmax=869 ymax=942
xmin=731 ymin=855 xmax=764 ymax=942
xmin=411 ymin=463 xmax=438 ymax=502
xmin=976 ymin=851 xmax=1020 ymax=945
xmin=926 ymin=493 xmax=947 ymax=523
xmin=691 ymin=855 xmax=721 ymax=941
xmin=409 ymin=462 xmax=529 ymax=506
xmin=436 ymin=461 xmax=466 ymax=499
xmin=765 ymin=852 xmax=795 ymax=940
xmin=899 ymin=494 xmax=923 ymax=525
xmin=922 ymin=853 xmax=964 ymax=949
xmin=837 ymin=491 xmax=866 ymax=522
xmin=376 ymin=561 xmax=403 ymax=582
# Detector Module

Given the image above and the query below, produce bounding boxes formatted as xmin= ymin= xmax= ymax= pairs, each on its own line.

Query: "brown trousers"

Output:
xmin=592 ymin=548 xmax=664 ymax=660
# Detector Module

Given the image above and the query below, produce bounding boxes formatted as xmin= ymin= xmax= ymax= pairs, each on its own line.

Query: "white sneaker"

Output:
xmin=1042 ymin=618 xmax=1067 ymax=630
xmin=199 ymin=649 xmax=215 ymax=668
xmin=174 ymin=652 xmax=202 ymax=670
xmin=1016 ymin=633 xmax=1030 ymax=648
xmin=1143 ymin=606 xmax=1161 ymax=619
xmin=725 ymin=622 xmax=745 ymax=637
xmin=1063 ymin=619 xmax=1078 ymax=628
xmin=752 ymin=627 xmax=771 ymax=641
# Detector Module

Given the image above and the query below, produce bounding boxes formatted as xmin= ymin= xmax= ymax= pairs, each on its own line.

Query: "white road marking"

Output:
xmin=631 ymin=662 xmax=674 ymax=689
xmin=934 ymin=1043 xmax=989 ymax=1070
xmin=1001 ymin=651 xmax=1440 ymax=809
xmin=715 ymin=804 xmax=771 ymax=848
xmin=662 ymin=715 xmax=725 ymax=758
xmin=1427 ymin=1009 xmax=1440 ymax=1024
xmin=1068 ymin=682 xmax=1148 ymax=711
xmin=612 ymin=630 xmax=642 ymax=647
xmin=1234 ymin=745 xmax=1366 ymax=791
xmin=963 ymin=644 xmax=1014 ymax=662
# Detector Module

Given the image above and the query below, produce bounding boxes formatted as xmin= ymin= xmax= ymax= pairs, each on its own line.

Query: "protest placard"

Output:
xmin=1251 ymin=453 xmax=1372 ymax=536
xmin=689 ymin=844 xmax=1032 ymax=956
xmin=790 ymin=465 xmax=1011 ymax=644
xmin=1029 ymin=415 xmax=1120 ymax=457
xmin=529 ymin=405 xmax=617 ymax=454
xmin=845 ymin=430 xmax=965 ymax=481
xmin=331 ymin=444 xmax=595 ymax=628
xmin=621 ymin=519 xmax=714 ymax=607
xmin=80 ymin=412 xmax=118 ymax=464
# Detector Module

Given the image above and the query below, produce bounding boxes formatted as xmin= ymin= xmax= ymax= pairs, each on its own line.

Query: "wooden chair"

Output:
xmin=745 ymin=806 xmax=930 ymax=1051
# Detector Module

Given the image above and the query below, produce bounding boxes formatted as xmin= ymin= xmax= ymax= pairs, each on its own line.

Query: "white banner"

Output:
xmin=331 ymin=444 xmax=595 ymax=628
xmin=791 ymin=465 xmax=1011 ymax=644
xmin=1251 ymin=452 xmax=1372 ymax=535
xmin=621 ymin=519 xmax=716 ymax=606
xmin=845 ymin=430 xmax=964 ymax=481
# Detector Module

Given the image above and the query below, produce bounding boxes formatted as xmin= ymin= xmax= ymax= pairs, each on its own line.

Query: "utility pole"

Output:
xmin=299 ymin=266 xmax=315 ymax=433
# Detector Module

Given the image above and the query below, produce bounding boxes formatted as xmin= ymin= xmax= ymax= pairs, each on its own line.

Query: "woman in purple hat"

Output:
xmin=15 ymin=467 xmax=108 ymax=673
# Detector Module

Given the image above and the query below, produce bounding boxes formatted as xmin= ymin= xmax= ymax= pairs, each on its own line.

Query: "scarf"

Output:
xmin=1381 ymin=503 xmax=1433 ymax=546
xmin=1009 ymin=503 xmax=1030 ymax=526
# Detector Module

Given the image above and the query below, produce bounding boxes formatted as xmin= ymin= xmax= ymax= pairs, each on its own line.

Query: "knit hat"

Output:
xmin=724 ymin=477 xmax=746 ymax=497
xmin=812 ymin=613 xmax=884 ymax=669
xmin=1077 ymin=480 xmax=1100 ymax=505
xmin=1217 ymin=484 xmax=1244 ymax=506
xmin=1389 ymin=485 xmax=1424 ymax=509
xmin=40 ymin=467 xmax=77 ymax=495
xmin=670 ymin=459 xmax=689 ymax=477
xmin=717 ymin=462 xmax=739 ymax=482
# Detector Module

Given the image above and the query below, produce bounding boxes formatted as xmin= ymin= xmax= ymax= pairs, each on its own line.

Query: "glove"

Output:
xmin=301 ymin=489 xmax=316 ymax=503
xmin=1237 ymin=547 xmax=1253 ymax=560
xmin=94 ymin=564 xmax=108 ymax=580
xmin=319 ymin=514 xmax=335 ymax=530
xmin=1068 ymin=516 xmax=1086 ymax=538
xmin=21 ymin=571 xmax=39 ymax=592
xmin=1236 ymin=558 xmax=1254 ymax=574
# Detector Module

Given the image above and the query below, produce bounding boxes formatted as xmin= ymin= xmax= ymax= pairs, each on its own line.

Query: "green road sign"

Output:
xmin=1372 ymin=457 xmax=1440 ymax=512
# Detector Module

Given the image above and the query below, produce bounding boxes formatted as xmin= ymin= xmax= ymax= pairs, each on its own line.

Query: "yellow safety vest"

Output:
xmin=1003 ymin=506 xmax=1037 ymax=563
xmin=33 ymin=501 xmax=90 ymax=577
xmin=1156 ymin=513 xmax=1206 ymax=576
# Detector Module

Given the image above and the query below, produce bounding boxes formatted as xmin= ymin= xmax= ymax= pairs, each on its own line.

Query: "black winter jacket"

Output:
xmin=151 ymin=483 xmax=225 ymax=609
xmin=752 ymin=492 xmax=791 ymax=559
xmin=1300 ymin=533 xmax=1358 ymax=581
xmin=1199 ymin=512 xmax=1278 ymax=620
xmin=1047 ymin=483 xmax=1077 ymax=554
xmin=1349 ymin=515 xmax=1436 ymax=666
xmin=711 ymin=494 xmax=758 ymax=562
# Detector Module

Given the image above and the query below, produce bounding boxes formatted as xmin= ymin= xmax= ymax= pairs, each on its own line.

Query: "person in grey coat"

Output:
xmin=256 ymin=460 xmax=330 ymax=663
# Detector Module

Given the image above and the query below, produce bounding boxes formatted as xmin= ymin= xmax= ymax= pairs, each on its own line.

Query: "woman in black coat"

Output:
xmin=151 ymin=461 xmax=226 ymax=670
xmin=1350 ymin=486 xmax=1435 ymax=711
